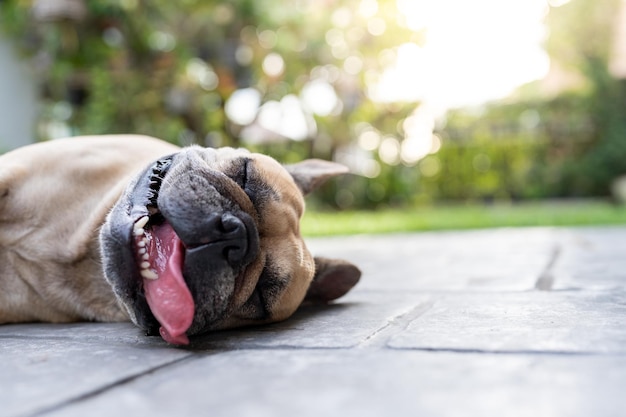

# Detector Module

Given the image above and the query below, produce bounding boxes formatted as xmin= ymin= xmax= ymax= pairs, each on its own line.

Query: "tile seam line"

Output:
xmin=21 ymin=354 xmax=197 ymax=417
xmin=186 ymin=345 xmax=362 ymax=351
xmin=385 ymin=346 xmax=625 ymax=356
xmin=534 ymin=244 xmax=561 ymax=291
xmin=357 ymin=300 xmax=436 ymax=348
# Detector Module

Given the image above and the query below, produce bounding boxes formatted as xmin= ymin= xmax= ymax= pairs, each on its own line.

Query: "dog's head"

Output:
xmin=100 ymin=146 xmax=360 ymax=345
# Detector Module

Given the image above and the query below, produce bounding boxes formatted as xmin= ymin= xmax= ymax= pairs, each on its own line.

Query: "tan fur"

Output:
xmin=222 ymin=154 xmax=315 ymax=328
xmin=0 ymin=135 xmax=178 ymax=323
xmin=0 ymin=135 xmax=359 ymax=337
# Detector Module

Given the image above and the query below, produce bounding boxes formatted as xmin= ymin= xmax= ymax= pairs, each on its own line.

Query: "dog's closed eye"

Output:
xmin=227 ymin=158 xmax=270 ymax=206
xmin=227 ymin=158 xmax=250 ymax=190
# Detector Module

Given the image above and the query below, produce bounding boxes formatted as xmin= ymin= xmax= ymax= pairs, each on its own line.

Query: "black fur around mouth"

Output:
xmin=126 ymin=154 xmax=262 ymax=340
xmin=147 ymin=157 xmax=173 ymax=210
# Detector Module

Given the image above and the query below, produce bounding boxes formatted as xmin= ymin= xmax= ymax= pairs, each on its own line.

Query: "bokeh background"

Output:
xmin=1 ymin=0 xmax=625 ymax=215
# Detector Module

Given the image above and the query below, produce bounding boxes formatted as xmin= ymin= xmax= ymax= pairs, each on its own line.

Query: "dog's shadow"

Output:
xmin=279 ymin=301 xmax=358 ymax=327
xmin=186 ymin=302 xmax=360 ymax=350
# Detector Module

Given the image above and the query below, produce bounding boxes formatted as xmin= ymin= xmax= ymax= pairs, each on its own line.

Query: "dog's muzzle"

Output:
xmin=181 ymin=211 xmax=259 ymax=284
xmin=176 ymin=212 xmax=258 ymax=268
xmin=135 ymin=154 xmax=262 ymax=345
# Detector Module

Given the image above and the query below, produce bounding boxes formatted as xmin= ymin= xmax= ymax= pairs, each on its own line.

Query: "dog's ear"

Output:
xmin=304 ymin=257 xmax=361 ymax=303
xmin=284 ymin=159 xmax=348 ymax=195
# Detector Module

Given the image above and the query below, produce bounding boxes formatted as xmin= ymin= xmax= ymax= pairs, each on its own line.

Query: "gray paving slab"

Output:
xmin=387 ymin=290 xmax=626 ymax=353
xmin=551 ymin=228 xmax=626 ymax=291
xmin=0 ymin=322 xmax=155 ymax=345
xmin=2 ymin=226 xmax=626 ymax=417
xmin=307 ymin=228 xmax=559 ymax=291
xmin=1 ymin=335 xmax=190 ymax=417
xmin=39 ymin=350 xmax=626 ymax=417
xmin=189 ymin=291 xmax=430 ymax=349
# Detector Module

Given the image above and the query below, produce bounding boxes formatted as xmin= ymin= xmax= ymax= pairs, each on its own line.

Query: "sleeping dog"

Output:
xmin=0 ymin=135 xmax=360 ymax=345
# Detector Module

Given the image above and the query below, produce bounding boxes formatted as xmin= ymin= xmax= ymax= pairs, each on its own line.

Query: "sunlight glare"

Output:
xmin=400 ymin=106 xmax=438 ymax=164
xmin=301 ymin=79 xmax=340 ymax=116
xmin=257 ymin=95 xmax=313 ymax=141
xmin=262 ymin=52 xmax=285 ymax=77
xmin=373 ymin=0 xmax=551 ymax=109
xmin=359 ymin=0 xmax=379 ymax=18
xmin=224 ymin=88 xmax=261 ymax=125
xmin=547 ymin=0 xmax=571 ymax=7
xmin=379 ymin=136 xmax=401 ymax=165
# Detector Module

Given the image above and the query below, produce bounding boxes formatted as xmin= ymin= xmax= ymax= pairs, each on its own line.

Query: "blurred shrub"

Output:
xmin=1 ymin=0 xmax=625 ymax=209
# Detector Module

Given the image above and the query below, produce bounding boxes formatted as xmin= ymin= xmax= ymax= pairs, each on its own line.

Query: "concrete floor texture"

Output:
xmin=2 ymin=226 xmax=625 ymax=417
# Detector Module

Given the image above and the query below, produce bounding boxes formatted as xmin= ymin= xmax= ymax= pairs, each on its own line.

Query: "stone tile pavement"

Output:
xmin=2 ymin=227 xmax=626 ymax=417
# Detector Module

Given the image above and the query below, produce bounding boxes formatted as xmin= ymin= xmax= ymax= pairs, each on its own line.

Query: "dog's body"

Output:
xmin=0 ymin=135 xmax=359 ymax=344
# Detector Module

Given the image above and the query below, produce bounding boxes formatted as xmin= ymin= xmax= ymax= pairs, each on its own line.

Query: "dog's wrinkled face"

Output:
xmin=100 ymin=146 xmax=359 ymax=345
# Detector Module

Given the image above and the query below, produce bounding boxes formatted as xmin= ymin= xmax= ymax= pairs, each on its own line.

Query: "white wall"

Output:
xmin=0 ymin=35 xmax=38 ymax=151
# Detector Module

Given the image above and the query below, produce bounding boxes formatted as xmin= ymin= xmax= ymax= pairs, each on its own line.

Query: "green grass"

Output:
xmin=301 ymin=200 xmax=626 ymax=236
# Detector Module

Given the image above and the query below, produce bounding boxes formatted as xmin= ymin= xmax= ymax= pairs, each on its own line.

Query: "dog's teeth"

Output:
xmin=142 ymin=253 xmax=149 ymax=260
xmin=134 ymin=216 xmax=149 ymax=229
xmin=140 ymin=269 xmax=158 ymax=280
xmin=133 ymin=227 xmax=144 ymax=236
xmin=138 ymin=247 xmax=146 ymax=254
xmin=140 ymin=261 xmax=151 ymax=269
xmin=137 ymin=240 xmax=146 ymax=248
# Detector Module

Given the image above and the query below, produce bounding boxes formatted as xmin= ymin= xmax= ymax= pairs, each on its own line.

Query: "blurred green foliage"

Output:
xmin=433 ymin=52 xmax=626 ymax=201
xmin=1 ymin=0 xmax=625 ymax=209
xmin=416 ymin=0 xmax=626 ymax=204
xmin=0 ymin=0 xmax=416 ymax=148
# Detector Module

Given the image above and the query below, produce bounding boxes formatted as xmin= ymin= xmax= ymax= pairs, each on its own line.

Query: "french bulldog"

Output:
xmin=0 ymin=135 xmax=360 ymax=345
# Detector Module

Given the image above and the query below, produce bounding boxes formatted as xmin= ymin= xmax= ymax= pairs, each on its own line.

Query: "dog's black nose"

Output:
xmin=181 ymin=212 xmax=258 ymax=267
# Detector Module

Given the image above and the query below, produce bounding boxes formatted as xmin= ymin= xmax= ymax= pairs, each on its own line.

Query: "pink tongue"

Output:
xmin=142 ymin=223 xmax=195 ymax=345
